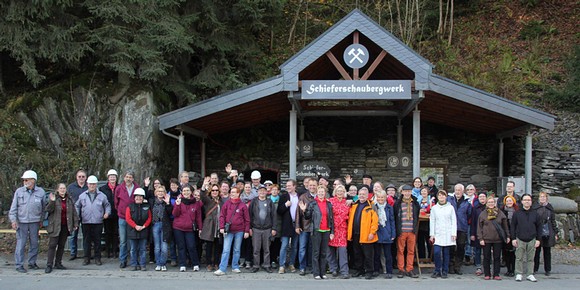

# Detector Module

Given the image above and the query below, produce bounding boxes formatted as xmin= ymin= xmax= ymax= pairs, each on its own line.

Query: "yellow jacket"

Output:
xmin=347 ymin=201 xmax=378 ymax=243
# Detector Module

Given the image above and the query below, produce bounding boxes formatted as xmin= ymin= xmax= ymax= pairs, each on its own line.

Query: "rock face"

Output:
xmin=15 ymin=87 xmax=162 ymax=183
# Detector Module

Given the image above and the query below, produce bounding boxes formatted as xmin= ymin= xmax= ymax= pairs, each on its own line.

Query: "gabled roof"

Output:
xmin=280 ymin=9 xmax=433 ymax=90
xmin=157 ymin=9 xmax=555 ymax=136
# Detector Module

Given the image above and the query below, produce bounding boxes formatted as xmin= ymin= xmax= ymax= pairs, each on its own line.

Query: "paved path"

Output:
xmin=1 ymin=254 xmax=579 ymax=290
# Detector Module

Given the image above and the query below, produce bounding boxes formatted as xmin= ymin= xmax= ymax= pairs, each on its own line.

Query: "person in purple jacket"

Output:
xmin=172 ymin=185 xmax=203 ymax=272
xmin=214 ymin=186 xmax=250 ymax=275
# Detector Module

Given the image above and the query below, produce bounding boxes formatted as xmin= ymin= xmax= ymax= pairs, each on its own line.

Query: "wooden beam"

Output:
xmin=353 ymin=31 xmax=359 ymax=80
xmin=361 ymin=50 xmax=387 ymax=80
xmin=326 ymin=51 xmax=352 ymax=80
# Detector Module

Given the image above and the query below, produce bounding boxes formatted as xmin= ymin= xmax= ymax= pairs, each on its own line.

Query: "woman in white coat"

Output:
xmin=429 ymin=190 xmax=457 ymax=278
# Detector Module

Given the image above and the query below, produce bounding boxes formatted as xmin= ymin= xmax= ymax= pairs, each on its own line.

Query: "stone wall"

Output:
xmin=202 ymin=117 xmax=499 ymax=192
xmin=536 ymin=150 xmax=580 ymax=195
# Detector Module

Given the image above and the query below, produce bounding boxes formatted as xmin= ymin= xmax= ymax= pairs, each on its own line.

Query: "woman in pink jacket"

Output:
xmin=172 ymin=185 xmax=203 ymax=272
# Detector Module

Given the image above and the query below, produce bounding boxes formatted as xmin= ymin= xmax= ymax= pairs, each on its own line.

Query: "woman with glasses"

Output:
xmin=200 ymin=184 xmax=224 ymax=271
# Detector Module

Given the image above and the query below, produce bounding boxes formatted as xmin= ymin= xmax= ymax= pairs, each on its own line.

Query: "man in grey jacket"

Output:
xmin=76 ymin=175 xmax=111 ymax=266
xmin=9 ymin=170 xmax=46 ymax=273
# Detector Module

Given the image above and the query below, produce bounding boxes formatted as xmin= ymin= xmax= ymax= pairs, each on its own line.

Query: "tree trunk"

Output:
xmin=0 ymin=56 xmax=5 ymax=98
xmin=287 ymin=0 xmax=304 ymax=45
xmin=448 ymin=0 xmax=454 ymax=46
xmin=437 ymin=0 xmax=443 ymax=37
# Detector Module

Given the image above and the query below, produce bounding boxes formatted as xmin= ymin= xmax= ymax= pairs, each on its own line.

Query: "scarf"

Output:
xmin=270 ymin=195 xmax=280 ymax=203
xmin=486 ymin=207 xmax=498 ymax=220
xmin=402 ymin=196 xmax=413 ymax=218
xmin=504 ymin=206 xmax=515 ymax=221
xmin=376 ymin=202 xmax=387 ymax=227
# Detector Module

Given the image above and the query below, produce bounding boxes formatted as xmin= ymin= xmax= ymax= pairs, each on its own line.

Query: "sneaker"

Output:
xmin=475 ymin=268 xmax=483 ymax=276
xmin=155 ymin=265 xmax=161 ymax=271
xmin=321 ymin=275 xmax=327 ymax=279
xmin=341 ymin=274 xmax=350 ymax=279
xmin=180 ymin=266 xmax=186 ymax=272
xmin=431 ymin=272 xmax=440 ymax=278
xmin=193 ymin=265 xmax=199 ymax=272
xmin=161 ymin=266 xmax=167 ymax=271
xmin=493 ymin=276 xmax=502 ymax=280
xmin=526 ymin=275 xmax=537 ymax=282
xmin=385 ymin=273 xmax=393 ymax=279
xmin=515 ymin=274 xmax=522 ymax=282
xmin=214 ymin=269 xmax=225 ymax=276
xmin=314 ymin=275 xmax=322 ymax=280
xmin=28 ymin=263 xmax=40 ymax=270
xmin=408 ymin=271 xmax=419 ymax=278
xmin=299 ymin=269 xmax=306 ymax=276
xmin=397 ymin=271 xmax=405 ymax=278
xmin=484 ymin=276 xmax=491 ymax=280
xmin=279 ymin=267 xmax=285 ymax=274
xmin=288 ymin=265 xmax=296 ymax=273
xmin=245 ymin=262 xmax=252 ymax=269
xmin=232 ymin=268 xmax=242 ymax=273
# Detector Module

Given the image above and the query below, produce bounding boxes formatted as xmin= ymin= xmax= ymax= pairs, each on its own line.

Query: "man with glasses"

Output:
xmin=511 ymin=194 xmax=542 ymax=282
xmin=67 ymin=169 xmax=88 ymax=260
xmin=10 ymin=170 xmax=46 ymax=273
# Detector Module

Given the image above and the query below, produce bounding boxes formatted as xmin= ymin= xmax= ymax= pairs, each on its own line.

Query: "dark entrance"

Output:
xmin=243 ymin=169 xmax=279 ymax=185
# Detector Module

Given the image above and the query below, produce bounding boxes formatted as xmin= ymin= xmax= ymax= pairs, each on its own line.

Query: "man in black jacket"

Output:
xmin=510 ymin=194 xmax=541 ymax=282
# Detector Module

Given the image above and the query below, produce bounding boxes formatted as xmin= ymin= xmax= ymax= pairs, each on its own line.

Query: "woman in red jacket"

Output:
xmin=328 ymin=184 xmax=350 ymax=279
xmin=172 ymin=185 xmax=203 ymax=272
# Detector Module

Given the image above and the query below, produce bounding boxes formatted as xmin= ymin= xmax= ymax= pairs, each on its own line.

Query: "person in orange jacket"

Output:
xmin=347 ymin=186 xmax=378 ymax=280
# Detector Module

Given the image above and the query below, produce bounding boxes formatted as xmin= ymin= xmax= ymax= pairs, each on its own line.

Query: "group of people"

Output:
xmin=8 ymin=168 xmax=558 ymax=282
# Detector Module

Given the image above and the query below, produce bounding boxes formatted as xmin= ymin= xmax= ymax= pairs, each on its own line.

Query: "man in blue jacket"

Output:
xmin=9 ymin=170 xmax=46 ymax=273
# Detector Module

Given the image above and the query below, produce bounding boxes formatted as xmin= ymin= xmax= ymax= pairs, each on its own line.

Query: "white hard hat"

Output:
xmin=250 ymin=170 xmax=261 ymax=179
xmin=134 ymin=188 xmax=146 ymax=197
xmin=107 ymin=169 xmax=118 ymax=176
xmin=87 ymin=175 xmax=98 ymax=184
xmin=21 ymin=170 xmax=37 ymax=180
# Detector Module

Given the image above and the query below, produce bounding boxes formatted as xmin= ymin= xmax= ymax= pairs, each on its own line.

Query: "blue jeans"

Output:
xmin=129 ymin=238 xmax=148 ymax=267
xmin=298 ymin=231 xmax=311 ymax=270
xmin=118 ymin=219 xmax=128 ymax=263
xmin=68 ymin=227 xmax=79 ymax=257
xmin=152 ymin=223 xmax=168 ymax=266
xmin=173 ymin=229 xmax=199 ymax=267
xmin=474 ymin=246 xmax=482 ymax=267
xmin=434 ymin=245 xmax=451 ymax=274
xmin=280 ymin=233 xmax=299 ymax=267
xmin=219 ymin=231 xmax=244 ymax=272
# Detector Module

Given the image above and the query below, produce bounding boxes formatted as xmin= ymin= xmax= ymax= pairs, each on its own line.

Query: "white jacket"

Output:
xmin=429 ymin=202 xmax=457 ymax=246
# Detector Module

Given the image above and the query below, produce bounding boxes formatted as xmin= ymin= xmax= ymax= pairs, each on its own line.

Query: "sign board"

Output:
xmin=343 ymin=44 xmax=369 ymax=69
xmin=387 ymin=154 xmax=412 ymax=169
xmin=302 ymin=80 xmax=411 ymax=100
xmin=296 ymin=161 xmax=331 ymax=180
xmin=299 ymin=141 xmax=313 ymax=157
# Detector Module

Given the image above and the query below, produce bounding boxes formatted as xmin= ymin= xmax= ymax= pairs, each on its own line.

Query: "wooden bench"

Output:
xmin=0 ymin=229 xmax=49 ymax=235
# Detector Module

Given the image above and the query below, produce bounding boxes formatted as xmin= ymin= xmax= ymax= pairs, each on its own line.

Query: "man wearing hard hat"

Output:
xmin=75 ymin=175 xmax=111 ymax=266
xmin=9 ymin=170 xmax=47 ymax=273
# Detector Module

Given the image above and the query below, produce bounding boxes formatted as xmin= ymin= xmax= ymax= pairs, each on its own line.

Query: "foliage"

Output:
xmin=544 ymin=45 xmax=580 ymax=112
xmin=520 ymin=19 xmax=557 ymax=40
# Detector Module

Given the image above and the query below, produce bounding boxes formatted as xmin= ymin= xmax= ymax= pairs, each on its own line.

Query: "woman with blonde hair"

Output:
xmin=477 ymin=196 xmax=510 ymax=280
xmin=532 ymin=192 xmax=558 ymax=276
